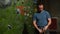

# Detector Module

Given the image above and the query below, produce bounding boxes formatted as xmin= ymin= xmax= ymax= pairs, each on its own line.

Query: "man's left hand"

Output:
xmin=43 ymin=25 xmax=48 ymax=31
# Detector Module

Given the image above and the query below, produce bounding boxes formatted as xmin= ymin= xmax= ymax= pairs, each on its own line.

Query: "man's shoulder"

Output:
xmin=34 ymin=13 xmax=39 ymax=16
xmin=34 ymin=13 xmax=37 ymax=15
xmin=43 ymin=10 xmax=48 ymax=12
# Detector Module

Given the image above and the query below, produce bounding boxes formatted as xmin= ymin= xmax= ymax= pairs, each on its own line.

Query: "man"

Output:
xmin=33 ymin=4 xmax=51 ymax=34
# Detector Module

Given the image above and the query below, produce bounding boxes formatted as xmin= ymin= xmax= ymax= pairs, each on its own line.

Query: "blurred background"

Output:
xmin=0 ymin=0 xmax=60 ymax=34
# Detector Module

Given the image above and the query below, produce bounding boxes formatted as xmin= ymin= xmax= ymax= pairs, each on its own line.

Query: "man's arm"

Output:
xmin=43 ymin=18 xmax=51 ymax=30
xmin=33 ymin=20 xmax=43 ymax=33
xmin=33 ymin=20 xmax=39 ymax=30
xmin=47 ymin=18 xmax=51 ymax=27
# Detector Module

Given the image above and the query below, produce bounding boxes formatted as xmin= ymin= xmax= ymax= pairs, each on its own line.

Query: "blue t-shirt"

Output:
xmin=33 ymin=10 xmax=51 ymax=27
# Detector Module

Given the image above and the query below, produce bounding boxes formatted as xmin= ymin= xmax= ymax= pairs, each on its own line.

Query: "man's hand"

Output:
xmin=43 ymin=25 xmax=48 ymax=31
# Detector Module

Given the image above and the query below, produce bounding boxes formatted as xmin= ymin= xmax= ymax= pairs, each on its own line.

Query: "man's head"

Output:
xmin=38 ymin=3 xmax=44 ymax=11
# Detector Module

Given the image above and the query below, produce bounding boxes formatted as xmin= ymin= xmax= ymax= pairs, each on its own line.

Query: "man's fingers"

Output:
xmin=43 ymin=26 xmax=48 ymax=31
xmin=39 ymin=29 xmax=43 ymax=33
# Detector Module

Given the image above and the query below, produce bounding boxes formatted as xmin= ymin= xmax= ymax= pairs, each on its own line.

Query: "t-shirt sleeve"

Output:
xmin=46 ymin=12 xmax=51 ymax=19
xmin=33 ymin=14 xmax=36 ymax=21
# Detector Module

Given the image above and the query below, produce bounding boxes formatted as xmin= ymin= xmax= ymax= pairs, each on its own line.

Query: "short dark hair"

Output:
xmin=37 ymin=3 xmax=44 ymax=8
xmin=38 ymin=3 xmax=44 ymax=6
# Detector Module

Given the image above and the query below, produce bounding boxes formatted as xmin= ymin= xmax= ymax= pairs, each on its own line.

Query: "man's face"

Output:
xmin=38 ymin=5 xmax=44 ymax=11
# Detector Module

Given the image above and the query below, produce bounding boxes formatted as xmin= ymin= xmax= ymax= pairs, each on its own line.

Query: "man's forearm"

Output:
xmin=47 ymin=22 xmax=51 ymax=27
xmin=33 ymin=21 xmax=39 ymax=30
xmin=33 ymin=21 xmax=43 ymax=33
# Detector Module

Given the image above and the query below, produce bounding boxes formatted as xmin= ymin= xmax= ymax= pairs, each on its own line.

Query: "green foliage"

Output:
xmin=0 ymin=3 xmax=24 ymax=34
xmin=0 ymin=0 xmax=36 ymax=34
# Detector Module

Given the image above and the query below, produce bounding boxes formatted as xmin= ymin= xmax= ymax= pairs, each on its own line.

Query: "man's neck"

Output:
xmin=37 ymin=9 xmax=44 ymax=13
xmin=40 ymin=10 xmax=44 ymax=13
